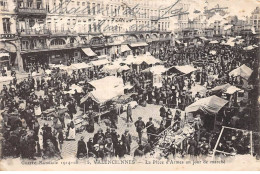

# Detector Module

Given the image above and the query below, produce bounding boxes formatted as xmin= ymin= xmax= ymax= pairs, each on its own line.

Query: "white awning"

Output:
xmin=175 ymin=40 xmax=181 ymax=44
xmin=200 ymin=37 xmax=208 ymax=41
xmin=209 ymin=40 xmax=219 ymax=44
xmin=90 ymin=59 xmax=110 ymax=66
xmin=82 ymin=48 xmax=97 ymax=57
xmin=0 ymin=53 xmax=9 ymax=57
xmin=121 ymin=45 xmax=131 ymax=52
xmin=129 ymin=42 xmax=148 ymax=47
xmin=69 ymin=63 xmax=92 ymax=70
xmin=88 ymin=76 xmax=123 ymax=90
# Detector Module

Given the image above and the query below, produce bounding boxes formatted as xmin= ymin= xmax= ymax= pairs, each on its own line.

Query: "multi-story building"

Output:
xmin=0 ymin=0 xmax=173 ymax=71
xmin=249 ymin=7 xmax=260 ymax=34
xmin=0 ymin=0 xmax=19 ymax=70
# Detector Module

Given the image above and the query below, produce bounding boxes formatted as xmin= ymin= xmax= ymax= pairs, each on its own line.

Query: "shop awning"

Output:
xmin=229 ymin=64 xmax=253 ymax=80
xmin=121 ymin=45 xmax=131 ymax=52
xmin=0 ymin=53 xmax=9 ymax=57
xmin=90 ymin=59 xmax=110 ymax=66
xmin=81 ymin=48 xmax=97 ymax=57
xmin=185 ymin=95 xmax=228 ymax=115
xmin=129 ymin=42 xmax=148 ymax=47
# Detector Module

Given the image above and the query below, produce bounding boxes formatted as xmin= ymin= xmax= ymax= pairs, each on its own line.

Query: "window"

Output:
xmin=92 ymin=3 xmax=95 ymax=15
xmin=82 ymin=2 xmax=85 ymax=6
xmin=97 ymin=4 xmax=100 ymax=14
xmin=77 ymin=1 xmax=80 ymax=6
xmin=0 ymin=0 xmax=8 ymax=11
xmin=87 ymin=2 xmax=90 ymax=15
xmin=2 ymin=18 xmax=10 ymax=33
xmin=50 ymin=39 xmax=66 ymax=45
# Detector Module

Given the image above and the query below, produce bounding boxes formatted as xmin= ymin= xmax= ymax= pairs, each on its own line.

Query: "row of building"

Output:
xmin=0 ymin=0 xmax=259 ymax=72
xmin=0 ymin=0 xmax=175 ymax=71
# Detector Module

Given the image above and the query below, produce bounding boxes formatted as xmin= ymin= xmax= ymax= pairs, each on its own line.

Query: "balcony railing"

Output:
xmin=18 ymin=29 xmax=50 ymax=36
xmin=0 ymin=33 xmax=16 ymax=39
xmin=16 ymin=7 xmax=47 ymax=15
xmin=21 ymin=45 xmax=49 ymax=51
xmin=50 ymin=30 xmax=77 ymax=36
xmin=150 ymin=16 xmax=159 ymax=21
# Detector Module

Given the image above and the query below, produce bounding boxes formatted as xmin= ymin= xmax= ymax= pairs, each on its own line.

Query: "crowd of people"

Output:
xmin=0 ymin=34 xmax=259 ymax=160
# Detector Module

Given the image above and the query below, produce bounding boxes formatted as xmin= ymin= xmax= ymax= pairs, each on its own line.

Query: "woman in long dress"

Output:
xmin=66 ymin=120 xmax=76 ymax=140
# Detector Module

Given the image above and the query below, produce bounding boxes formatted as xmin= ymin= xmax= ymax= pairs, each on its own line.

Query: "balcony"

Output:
xmin=0 ymin=33 xmax=16 ymax=40
xmin=21 ymin=45 xmax=49 ymax=53
xmin=16 ymin=7 xmax=47 ymax=16
xmin=50 ymin=30 xmax=77 ymax=36
xmin=18 ymin=29 xmax=50 ymax=36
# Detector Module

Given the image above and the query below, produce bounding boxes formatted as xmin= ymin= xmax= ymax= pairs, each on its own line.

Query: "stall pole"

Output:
xmin=214 ymin=114 xmax=217 ymax=130
xmin=212 ymin=126 xmax=225 ymax=159
xmin=250 ymin=131 xmax=253 ymax=156
xmin=84 ymin=103 xmax=86 ymax=114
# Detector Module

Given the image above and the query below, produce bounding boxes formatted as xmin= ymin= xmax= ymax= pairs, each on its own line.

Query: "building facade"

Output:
xmin=0 ymin=0 xmax=173 ymax=71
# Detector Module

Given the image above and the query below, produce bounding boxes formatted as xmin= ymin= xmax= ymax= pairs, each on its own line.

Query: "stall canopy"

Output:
xmin=225 ymin=86 xmax=242 ymax=94
xmin=229 ymin=64 xmax=253 ymax=80
xmin=0 ymin=53 xmax=9 ymax=57
xmin=121 ymin=45 xmax=131 ymax=52
xmin=83 ymin=87 xmax=124 ymax=104
xmin=190 ymin=84 xmax=207 ymax=97
xmin=90 ymin=59 xmax=110 ymax=66
xmin=175 ymin=40 xmax=181 ymax=44
xmin=164 ymin=65 xmax=197 ymax=75
xmin=209 ymin=40 xmax=219 ymax=44
xmin=185 ymin=95 xmax=228 ymax=115
xmin=211 ymin=83 xmax=231 ymax=93
xmin=141 ymin=65 xmax=168 ymax=74
xmin=243 ymin=45 xmax=256 ymax=51
xmin=124 ymin=54 xmax=161 ymax=65
xmin=200 ymin=37 xmax=208 ymax=41
xmin=129 ymin=42 xmax=148 ymax=47
xmin=88 ymin=76 xmax=124 ymax=90
xmin=69 ymin=63 xmax=92 ymax=70
xmin=102 ymin=64 xmax=130 ymax=74
xmin=82 ymin=48 xmax=97 ymax=57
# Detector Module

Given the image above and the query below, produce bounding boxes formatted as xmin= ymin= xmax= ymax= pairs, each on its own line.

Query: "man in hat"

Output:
xmin=126 ymin=103 xmax=133 ymax=123
xmin=134 ymin=117 xmax=145 ymax=144
xmin=145 ymin=117 xmax=156 ymax=143
xmin=121 ymin=129 xmax=132 ymax=155
xmin=111 ymin=128 xmax=118 ymax=153
xmin=77 ymin=136 xmax=87 ymax=158
xmin=159 ymin=104 xmax=166 ymax=118
xmin=93 ymin=128 xmax=105 ymax=145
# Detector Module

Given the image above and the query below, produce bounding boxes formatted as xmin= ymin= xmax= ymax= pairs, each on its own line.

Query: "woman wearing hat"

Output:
xmin=77 ymin=136 xmax=87 ymax=158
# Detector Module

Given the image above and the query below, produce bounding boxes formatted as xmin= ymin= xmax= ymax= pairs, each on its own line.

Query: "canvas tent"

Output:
xmin=190 ymin=84 xmax=207 ymax=97
xmin=229 ymin=64 xmax=253 ymax=80
xmin=211 ymin=83 xmax=231 ymax=93
xmin=88 ymin=76 xmax=124 ymax=90
xmin=185 ymin=95 xmax=228 ymax=115
xmin=164 ymin=65 xmax=197 ymax=75
xmin=224 ymin=86 xmax=242 ymax=94
xmin=69 ymin=63 xmax=92 ymax=70
xmin=141 ymin=65 xmax=168 ymax=74
xmin=82 ymin=87 xmax=124 ymax=104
